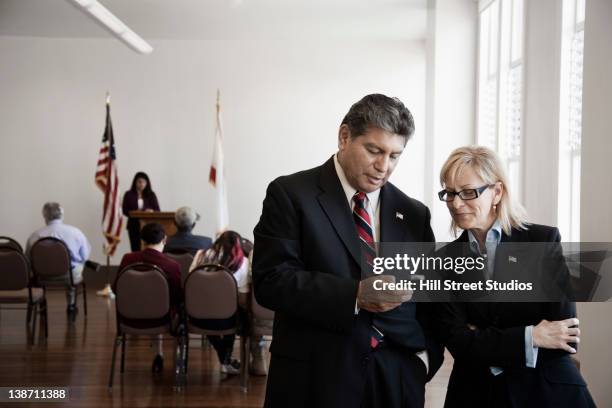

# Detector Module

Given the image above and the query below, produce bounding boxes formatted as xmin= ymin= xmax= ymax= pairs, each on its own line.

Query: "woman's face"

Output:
xmin=444 ymin=166 xmax=502 ymax=233
xmin=135 ymin=177 xmax=148 ymax=193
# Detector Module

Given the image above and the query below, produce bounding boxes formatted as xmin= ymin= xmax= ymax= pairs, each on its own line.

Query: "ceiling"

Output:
xmin=0 ymin=0 xmax=428 ymax=41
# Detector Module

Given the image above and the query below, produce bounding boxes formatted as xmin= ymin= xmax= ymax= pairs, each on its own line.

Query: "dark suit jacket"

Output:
xmin=165 ymin=231 xmax=212 ymax=255
xmin=253 ymin=157 xmax=443 ymax=408
xmin=431 ymin=224 xmax=594 ymax=408
xmin=117 ymin=248 xmax=182 ymax=307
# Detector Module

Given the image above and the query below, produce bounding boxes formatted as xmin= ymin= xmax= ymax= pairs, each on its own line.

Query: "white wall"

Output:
xmin=522 ymin=0 xmax=563 ymax=226
xmin=0 ymin=36 xmax=427 ymax=263
xmin=577 ymin=0 xmax=612 ymax=405
xmin=425 ymin=0 xmax=478 ymax=241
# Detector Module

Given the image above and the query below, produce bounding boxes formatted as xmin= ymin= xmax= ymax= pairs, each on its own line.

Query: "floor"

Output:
xmin=0 ymin=289 xmax=451 ymax=407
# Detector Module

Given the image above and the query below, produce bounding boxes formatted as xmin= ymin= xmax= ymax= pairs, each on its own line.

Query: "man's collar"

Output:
xmin=47 ymin=219 xmax=63 ymax=226
xmin=333 ymin=153 xmax=380 ymax=208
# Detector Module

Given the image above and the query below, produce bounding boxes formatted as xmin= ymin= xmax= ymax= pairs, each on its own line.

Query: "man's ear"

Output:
xmin=338 ymin=124 xmax=351 ymax=150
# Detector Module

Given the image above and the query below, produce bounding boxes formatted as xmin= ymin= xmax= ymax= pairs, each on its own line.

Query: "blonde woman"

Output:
xmin=433 ymin=146 xmax=594 ymax=408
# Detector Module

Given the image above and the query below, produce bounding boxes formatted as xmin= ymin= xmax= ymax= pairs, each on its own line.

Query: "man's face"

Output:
xmin=337 ymin=125 xmax=406 ymax=193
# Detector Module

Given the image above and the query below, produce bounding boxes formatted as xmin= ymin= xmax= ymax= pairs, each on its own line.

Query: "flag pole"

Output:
xmin=96 ymin=255 xmax=115 ymax=298
xmin=211 ymin=88 xmax=228 ymax=235
xmin=97 ymin=91 xmax=116 ymax=299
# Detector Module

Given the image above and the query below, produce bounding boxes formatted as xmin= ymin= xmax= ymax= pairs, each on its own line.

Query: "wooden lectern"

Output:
xmin=129 ymin=211 xmax=177 ymax=239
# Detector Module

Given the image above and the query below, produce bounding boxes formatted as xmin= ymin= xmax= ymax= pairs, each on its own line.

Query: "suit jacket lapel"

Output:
xmin=317 ymin=157 xmax=362 ymax=267
xmin=379 ymin=184 xmax=408 ymax=243
xmin=496 ymin=227 xmax=528 ymax=282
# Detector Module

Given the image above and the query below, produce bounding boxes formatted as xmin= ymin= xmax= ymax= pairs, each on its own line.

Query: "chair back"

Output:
xmin=0 ymin=250 xmax=29 ymax=291
xmin=115 ymin=263 xmax=170 ymax=320
xmin=165 ymin=252 xmax=194 ymax=287
xmin=0 ymin=236 xmax=23 ymax=253
xmin=164 ymin=247 xmax=191 ymax=255
xmin=30 ymin=237 xmax=72 ymax=283
xmin=184 ymin=264 xmax=238 ymax=320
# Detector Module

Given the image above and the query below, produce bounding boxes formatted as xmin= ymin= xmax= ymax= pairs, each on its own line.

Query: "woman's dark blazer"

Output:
xmin=122 ymin=190 xmax=160 ymax=226
xmin=432 ymin=224 xmax=595 ymax=408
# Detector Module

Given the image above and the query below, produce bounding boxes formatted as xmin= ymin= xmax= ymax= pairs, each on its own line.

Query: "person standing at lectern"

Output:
xmin=122 ymin=171 xmax=160 ymax=252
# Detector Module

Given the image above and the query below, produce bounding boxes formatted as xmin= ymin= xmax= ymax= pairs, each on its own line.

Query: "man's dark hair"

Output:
xmin=341 ymin=94 xmax=415 ymax=140
xmin=140 ymin=223 xmax=166 ymax=245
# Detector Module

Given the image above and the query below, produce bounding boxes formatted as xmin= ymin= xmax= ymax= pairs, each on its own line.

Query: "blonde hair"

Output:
xmin=440 ymin=145 xmax=528 ymax=236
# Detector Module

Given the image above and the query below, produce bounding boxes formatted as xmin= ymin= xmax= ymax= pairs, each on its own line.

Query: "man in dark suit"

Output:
xmin=253 ymin=94 xmax=443 ymax=408
xmin=165 ymin=206 xmax=212 ymax=255
xmin=116 ymin=222 xmax=182 ymax=373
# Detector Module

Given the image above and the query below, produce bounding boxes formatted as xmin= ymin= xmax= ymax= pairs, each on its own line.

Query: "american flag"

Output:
xmin=95 ymin=99 xmax=123 ymax=256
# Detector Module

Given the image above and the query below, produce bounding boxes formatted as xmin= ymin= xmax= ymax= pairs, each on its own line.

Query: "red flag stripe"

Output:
xmin=209 ymin=166 xmax=217 ymax=186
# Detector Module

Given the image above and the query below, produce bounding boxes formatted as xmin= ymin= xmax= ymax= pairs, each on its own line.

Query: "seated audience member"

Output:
xmin=190 ymin=230 xmax=249 ymax=375
xmin=26 ymin=202 xmax=91 ymax=314
xmin=164 ymin=206 xmax=212 ymax=255
xmin=117 ymin=222 xmax=182 ymax=373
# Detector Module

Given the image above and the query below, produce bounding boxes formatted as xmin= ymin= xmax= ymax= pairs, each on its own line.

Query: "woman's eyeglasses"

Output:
xmin=438 ymin=184 xmax=492 ymax=202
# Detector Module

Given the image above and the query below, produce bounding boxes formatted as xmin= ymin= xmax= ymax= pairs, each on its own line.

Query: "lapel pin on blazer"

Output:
xmin=396 ymin=212 xmax=404 ymax=220
xmin=508 ymin=256 xmax=517 ymax=263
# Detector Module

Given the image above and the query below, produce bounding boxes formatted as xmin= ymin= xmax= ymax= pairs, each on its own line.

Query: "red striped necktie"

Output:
xmin=353 ymin=191 xmax=376 ymax=266
xmin=353 ymin=192 xmax=383 ymax=349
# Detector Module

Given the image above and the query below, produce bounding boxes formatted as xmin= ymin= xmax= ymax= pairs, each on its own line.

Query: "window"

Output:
xmin=557 ymin=0 xmax=585 ymax=242
xmin=477 ymin=0 xmax=525 ymax=200
xmin=477 ymin=1 xmax=500 ymax=151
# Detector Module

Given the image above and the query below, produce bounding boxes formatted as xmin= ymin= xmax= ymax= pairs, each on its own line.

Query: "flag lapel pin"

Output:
xmin=508 ymin=256 xmax=517 ymax=263
xmin=396 ymin=212 xmax=404 ymax=220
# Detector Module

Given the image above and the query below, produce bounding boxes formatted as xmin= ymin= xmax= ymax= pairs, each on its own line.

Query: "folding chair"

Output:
xmin=108 ymin=262 xmax=184 ymax=390
xmin=0 ymin=250 xmax=47 ymax=342
xmin=30 ymin=237 xmax=87 ymax=318
xmin=182 ymin=263 xmax=246 ymax=390
xmin=0 ymin=236 xmax=23 ymax=253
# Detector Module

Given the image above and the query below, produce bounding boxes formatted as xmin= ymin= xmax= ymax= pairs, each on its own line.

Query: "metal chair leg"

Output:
xmin=27 ymin=304 xmax=37 ymax=344
xmin=185 ymin=335 xmax=190 ymax=374
xmin=82 ymin=283 xmax=88 ymax=317
xmin=26 ymin=304 xmax=32 ymax=325
xmin=31 ymin=303 xmax=38 ymax=343
xmin=108 ymin=335 xmax=120 ymax=390
xmin=244 ymin=334 xmax=251 ymax=391
xmin=240 ymin=335 xmax=248 ymax=392
xmin=43 ymin=299 xmax=49 ymax=339
xmin=173 ymin=335 xmax=186 ymax=389
xmin=120 ymin=334 xmax=126 ymax=373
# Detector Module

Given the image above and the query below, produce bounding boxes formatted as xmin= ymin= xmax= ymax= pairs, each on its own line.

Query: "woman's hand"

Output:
xmin=533 ymin=318 xmax=580 ymax=353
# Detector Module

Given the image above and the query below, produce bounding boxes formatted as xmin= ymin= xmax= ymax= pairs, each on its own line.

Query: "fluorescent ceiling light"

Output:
xmin=66 ymin=0 xmax=153 ymax=54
